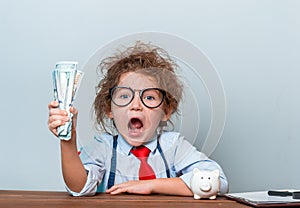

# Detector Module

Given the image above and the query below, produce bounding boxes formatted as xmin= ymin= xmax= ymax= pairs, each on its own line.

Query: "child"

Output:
xmin=48 ymin=41 xmax=228 ymax=196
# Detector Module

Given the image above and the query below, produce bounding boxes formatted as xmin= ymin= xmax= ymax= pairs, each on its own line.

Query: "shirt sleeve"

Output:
xmin=65 ymin=135 xmax=108 ymax=196
xmin=66 ymin=164 xmax=105 ymax=196
xmin=173 ymin=135 xmax=229 ymax=195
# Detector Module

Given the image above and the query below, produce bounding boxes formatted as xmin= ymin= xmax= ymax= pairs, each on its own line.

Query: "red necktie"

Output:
xmin=131 ymin=146 xmax=156 ymax=180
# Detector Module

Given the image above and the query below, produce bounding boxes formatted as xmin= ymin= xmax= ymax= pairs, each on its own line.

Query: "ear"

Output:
xmin=212 ymin=169 xmax=220 ymax=177
xmin=193 ymin=168 xmax=200 ymax=174
xmin=106 ymin=110 xmax=113 ymax=119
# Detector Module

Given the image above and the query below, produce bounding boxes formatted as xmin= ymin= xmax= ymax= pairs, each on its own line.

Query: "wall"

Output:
xmin=1 ymin=0 xmax=299 ymax=192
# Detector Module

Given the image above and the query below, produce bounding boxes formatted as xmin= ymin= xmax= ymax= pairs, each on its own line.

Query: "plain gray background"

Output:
xmin=1 ymin=0 xmax=299 ymax=193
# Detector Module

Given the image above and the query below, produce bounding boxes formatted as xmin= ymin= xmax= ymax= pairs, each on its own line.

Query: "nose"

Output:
xmin=130 ymin=91 xmax=143 ymax=111
xmin=200 ymin=182 xmax=212 ymax=192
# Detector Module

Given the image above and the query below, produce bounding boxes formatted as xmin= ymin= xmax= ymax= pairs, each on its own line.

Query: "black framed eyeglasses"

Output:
xmin=109 ymin=86 xmax=166 ymax=108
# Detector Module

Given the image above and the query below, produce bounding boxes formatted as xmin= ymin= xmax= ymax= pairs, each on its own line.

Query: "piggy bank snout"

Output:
xmin=200 ymin=182 xmax=212 ymax=192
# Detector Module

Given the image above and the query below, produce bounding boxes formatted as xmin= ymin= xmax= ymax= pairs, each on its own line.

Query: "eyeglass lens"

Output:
xmin=111 ymin=87 xmax=164 ymax=108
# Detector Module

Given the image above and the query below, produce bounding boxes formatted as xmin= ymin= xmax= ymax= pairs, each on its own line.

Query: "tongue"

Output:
xmin=130 ymin=118 xmax=143 ymax=129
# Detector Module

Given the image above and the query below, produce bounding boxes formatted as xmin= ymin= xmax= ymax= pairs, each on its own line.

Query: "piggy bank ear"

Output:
xmin=193 ymin=168 xmax=200 ymax=174
xmin=212 ymin=169 xmax=220 ymax=177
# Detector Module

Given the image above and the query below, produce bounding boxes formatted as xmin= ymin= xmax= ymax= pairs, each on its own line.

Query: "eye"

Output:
xmin=119 ymin=94 xmax=130 ymax=99
xmin=114 ymin=89 xmax=132 ymax=100
xmin=143 ymin=89 xmax=160 ymax=101
xmin=208 ymin=177 xmax=211 ymax=180
xmin=144 ymin=95 xmax=155 ymax=100
xmin=201 ymin=177 xmax=203 ymax=179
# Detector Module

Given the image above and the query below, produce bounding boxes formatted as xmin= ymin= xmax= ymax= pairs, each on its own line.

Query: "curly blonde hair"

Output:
xmin=93 ymin=41 xmax=183 ymax=133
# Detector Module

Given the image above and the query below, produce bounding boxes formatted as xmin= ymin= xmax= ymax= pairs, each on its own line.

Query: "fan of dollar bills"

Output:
xmin=52 ymin=61 xmax=84 ymax=140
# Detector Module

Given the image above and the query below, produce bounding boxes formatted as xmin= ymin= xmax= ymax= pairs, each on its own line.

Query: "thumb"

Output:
xmin=70 ymin=106 xmax=78 ymax=130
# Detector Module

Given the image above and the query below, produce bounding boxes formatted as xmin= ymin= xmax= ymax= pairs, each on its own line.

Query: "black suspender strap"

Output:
xmin=107 ymin=135 xmax=170 ymax=190
xmin=157 ymin=140 xmax=171 ymax=178
xmin=107 ymin=135 xmax=118 ymax=189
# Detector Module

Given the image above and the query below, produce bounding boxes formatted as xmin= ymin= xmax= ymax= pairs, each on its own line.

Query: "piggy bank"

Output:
xmin=190 ymin=168 xmax=220 ymax=200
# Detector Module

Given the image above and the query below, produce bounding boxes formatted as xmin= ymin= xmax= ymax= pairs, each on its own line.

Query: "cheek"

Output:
xmin=156 ymin=107 xmax=169 ymax=122
xmin=109 ymin=106 xmax=127 ymax=121
xmin=150 ymin=109 xmax=167 ymax=122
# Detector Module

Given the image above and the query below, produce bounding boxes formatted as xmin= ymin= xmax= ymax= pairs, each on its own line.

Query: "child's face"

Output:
xmin=107 ymin=71 xmax=170 ymax=147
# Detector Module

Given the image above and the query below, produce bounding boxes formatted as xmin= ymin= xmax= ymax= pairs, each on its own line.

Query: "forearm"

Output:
xmin=151 ymin=178 xmax=193 ymax=196
xmin=60 ymin=137 xmax=87 ymax=193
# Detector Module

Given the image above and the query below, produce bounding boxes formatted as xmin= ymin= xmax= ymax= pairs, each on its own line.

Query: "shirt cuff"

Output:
xmin=66 ymin=165 xmax=104 ymax=197
xmin=179 ymin=171 xmax=193 ymax=189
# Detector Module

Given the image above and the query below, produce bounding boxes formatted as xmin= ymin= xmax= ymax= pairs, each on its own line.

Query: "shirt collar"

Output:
xmin=117 ymin=134 xmax=158 ymax=155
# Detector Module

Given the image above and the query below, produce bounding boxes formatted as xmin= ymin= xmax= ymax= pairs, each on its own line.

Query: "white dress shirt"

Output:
xmin=67 ymin=131 xmax=228 ymax=196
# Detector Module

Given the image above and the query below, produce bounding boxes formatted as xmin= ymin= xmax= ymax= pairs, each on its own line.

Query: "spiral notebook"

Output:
xmin=225 ymin=191 xmax=300 ymax=207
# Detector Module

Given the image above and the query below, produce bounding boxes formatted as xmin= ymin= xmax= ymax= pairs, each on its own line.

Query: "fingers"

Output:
xmin=106 ymin=181 xmax=151 ymax=195
xmin=106 ymin=184 xmax=127 ymax=195
xmin=48 ymin=101 xmax=78 ymax=136
xmin=48 ymin=100 xmax=59 ymax=109
xmin=48 ymin=114 xmax=69 ymax=137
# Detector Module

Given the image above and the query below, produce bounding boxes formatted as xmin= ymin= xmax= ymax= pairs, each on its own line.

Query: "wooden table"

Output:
xmin=0 ymin=190 xmax=250 ymax=208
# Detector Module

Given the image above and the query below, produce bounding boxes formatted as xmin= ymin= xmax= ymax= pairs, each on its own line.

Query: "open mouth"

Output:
xmin=128 ymin=118 xmax=144 ymax=132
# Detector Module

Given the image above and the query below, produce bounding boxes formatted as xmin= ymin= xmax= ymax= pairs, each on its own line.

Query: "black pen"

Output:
xmin=268 ymin=190 xmax=300 ymax=199
xmin=268 ymin=190 xmax=293 ymax=197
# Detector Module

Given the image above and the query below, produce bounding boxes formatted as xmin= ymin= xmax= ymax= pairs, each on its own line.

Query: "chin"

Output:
xmin=125 ymin=136 xmax=149 ymax=147
xmin=128 ymin=140 xmax=144 ymax=147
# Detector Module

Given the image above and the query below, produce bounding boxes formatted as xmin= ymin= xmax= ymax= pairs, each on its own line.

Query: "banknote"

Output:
xmin=52 ymin=61 xmax=84 ymax=140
